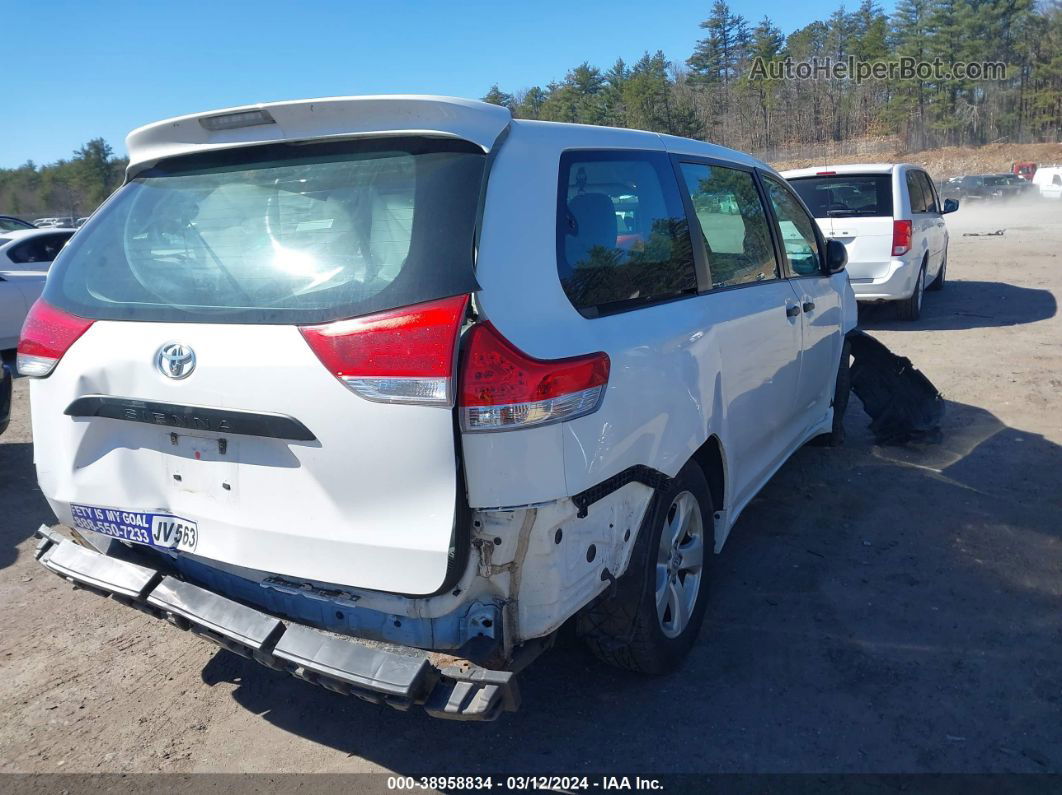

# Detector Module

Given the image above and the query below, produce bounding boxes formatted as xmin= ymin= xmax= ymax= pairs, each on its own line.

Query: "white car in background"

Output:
xmin=0 ymin=228 xmax=75 ymax=271
xmin=0 ymin=228 xmax=74 ymax=348
xmin=1032 ymin=166 xmax=1062 ymax=199
xmin=782 ymin=164 xmax=957 ymax=321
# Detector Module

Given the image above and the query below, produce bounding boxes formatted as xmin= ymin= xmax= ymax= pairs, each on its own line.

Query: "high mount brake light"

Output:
xmin=198 ymin=109 xmax=276 ymax=131
xmin=458 ymin=322 xmax=610 ymax=432
xmin=892 ymin=219 xmax=913 ymax=256
xmin=17 ymin=300 xmax=95 ymax=377
xmin=299 ymin=295 xmax=469 ymax=407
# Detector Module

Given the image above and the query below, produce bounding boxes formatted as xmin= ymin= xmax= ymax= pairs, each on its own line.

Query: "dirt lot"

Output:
xmin=1 ymin=199 xmax=1060 ymax=775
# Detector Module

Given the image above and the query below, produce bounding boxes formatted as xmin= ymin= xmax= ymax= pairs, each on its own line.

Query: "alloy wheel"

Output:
xmin=655 ymin=491 xmax=705 ymax=638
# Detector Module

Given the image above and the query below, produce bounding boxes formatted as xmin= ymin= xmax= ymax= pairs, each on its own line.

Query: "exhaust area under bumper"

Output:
xmin=34 ymin=526 xmax=520 ymax=721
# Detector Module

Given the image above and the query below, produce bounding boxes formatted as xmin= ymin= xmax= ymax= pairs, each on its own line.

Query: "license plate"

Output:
xmin=70 ymin=504 xmax=198 ymax=552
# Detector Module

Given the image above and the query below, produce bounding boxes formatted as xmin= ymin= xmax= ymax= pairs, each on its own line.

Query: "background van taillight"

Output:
xmin=459 ymin=322 xmax=610 ymax=431
xmin=17 ymin=299 xmax=95 ymax=377
xmin=892 ymin=219 xmax=913 ymax=256
xmin=299 ymin=294 xmax=469 ymax=406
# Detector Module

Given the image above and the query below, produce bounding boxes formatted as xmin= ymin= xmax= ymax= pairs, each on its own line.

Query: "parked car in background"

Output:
xmin=782 ymin=163 xmax=956 ymax=321
xmin=24 ymin=95 xmax=856 ymax=720
xmin=32 ymin=217 xmax=75 ymax=229
xmin=943 ymin=173 xmax=1033 ymax=202
xmin=0 ymin=361 xmax=11 ymax=436
xmin=0 ymin=228 xmax=75 ymax=272
xmin=1012 ymin=161 xmax=1037 ymax=181
xmin=0 ymin=216 xmax=36 ymax=233
xmin=0 ymin=229 xmax=72 ymax=349
xmin=1032 ymin=166 xmax=1062 ymax=199
xmin=996 ymin=173 xmax=1038 ymax=199
xmin=1 ymin=271 xmax=48 ymax=350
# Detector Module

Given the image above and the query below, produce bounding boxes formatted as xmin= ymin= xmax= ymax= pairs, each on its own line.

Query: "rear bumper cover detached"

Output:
xmin=34 ymin=526 xmax=519 ymax=721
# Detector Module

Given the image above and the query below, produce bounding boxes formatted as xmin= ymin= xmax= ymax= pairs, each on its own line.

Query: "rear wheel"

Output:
xmin=895 ymin=260 xmax=926 ymax=321
xmin=928 ymin=250 xmax=947 ymax=291
xmin=577 ymin=461 xmax=713 ymax=674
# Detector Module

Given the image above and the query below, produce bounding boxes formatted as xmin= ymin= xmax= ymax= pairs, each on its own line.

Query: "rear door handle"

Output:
xmin=786 ymin=305 xmax=801 ymax=318
xmin=802 ymin=301 xmax=815 ymax=312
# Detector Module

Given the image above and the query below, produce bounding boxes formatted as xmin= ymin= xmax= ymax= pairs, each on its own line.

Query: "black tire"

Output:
xmin=928 ymin=250 xmax=947 ymax=291
xmin=810 ymin=338 xmax=851 ymax=447
xmin=577 ymin=461 xmax=713 ymax=675
xmin=895 ymin=260 xmax=926 ymax=321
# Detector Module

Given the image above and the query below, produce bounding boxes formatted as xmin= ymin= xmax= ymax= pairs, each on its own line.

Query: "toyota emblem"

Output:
xmin=156 ymin=342 xmax=196 ymax=380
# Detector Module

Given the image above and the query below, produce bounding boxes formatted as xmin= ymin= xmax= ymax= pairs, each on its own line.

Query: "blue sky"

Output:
xmin=5 ymin=0 xmax=894 ymax=168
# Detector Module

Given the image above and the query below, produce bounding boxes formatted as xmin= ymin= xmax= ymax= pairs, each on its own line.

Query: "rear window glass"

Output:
xmin=788 ymin=174 xmax=893 ymax=219
xmin=44 ymin=137 xmax=485 ymax=324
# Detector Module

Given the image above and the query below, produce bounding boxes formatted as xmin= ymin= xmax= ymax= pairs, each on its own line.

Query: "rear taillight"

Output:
xmin=17 ymin=299 xmax=94 ymax=377
xmin=892 ymin=219 xmax=913 ymax=256
xmin=459 ymin=322 xmax=610 ymax=432
xmin=299 ymin=295 xmax=469 ymax=407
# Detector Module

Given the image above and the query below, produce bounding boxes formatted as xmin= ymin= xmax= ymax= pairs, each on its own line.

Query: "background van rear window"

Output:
xmin=788 ymin=174 xmax=893 ymax=219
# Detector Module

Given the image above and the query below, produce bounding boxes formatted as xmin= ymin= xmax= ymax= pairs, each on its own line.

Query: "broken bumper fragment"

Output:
xmin=34 ymin=526 xmax=519 ymax=721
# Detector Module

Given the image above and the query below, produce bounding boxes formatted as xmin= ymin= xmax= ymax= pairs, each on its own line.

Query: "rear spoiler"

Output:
xmin=125 ymin=95 xmax=513 ymax=177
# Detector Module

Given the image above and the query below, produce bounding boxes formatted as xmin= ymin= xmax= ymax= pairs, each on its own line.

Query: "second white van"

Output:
xmin=782 ymin=164 xmax=958 ymax=321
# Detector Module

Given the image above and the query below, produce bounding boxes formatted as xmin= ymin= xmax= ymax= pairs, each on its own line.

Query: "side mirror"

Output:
xmin=943 ymin=198 xmax=959 ymax=214
xmin=825 ymin=238 xmax=848 ymax=274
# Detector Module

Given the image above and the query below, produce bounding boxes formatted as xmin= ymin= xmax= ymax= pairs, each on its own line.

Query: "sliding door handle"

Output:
xmin=786 ymin=305 xmax=801 ymax=318
xmin=802 ymin=301 xmax=815 ymax=312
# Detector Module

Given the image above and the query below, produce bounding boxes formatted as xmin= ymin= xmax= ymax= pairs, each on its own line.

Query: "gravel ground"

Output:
xmin=0 ymin=199 xmax=1059 ymax=775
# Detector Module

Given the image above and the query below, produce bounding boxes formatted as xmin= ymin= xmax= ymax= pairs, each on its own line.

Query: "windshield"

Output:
xmin=44 ymin=137 xmax=485 ymax=324
xmin=788 ymin=174 xmax=893 ymax=218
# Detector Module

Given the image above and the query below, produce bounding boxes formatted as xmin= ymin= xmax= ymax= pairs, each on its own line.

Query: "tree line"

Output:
xmin=0 ymin=138 xmax=125 ymax=221
xmin=3 ymin=0 xmax=1058 ymax=219
xmin=482 ymin=0 xmax=1061 ymax=157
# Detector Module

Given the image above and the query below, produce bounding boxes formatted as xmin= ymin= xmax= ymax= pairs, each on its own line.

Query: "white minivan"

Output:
xmin=24 ymin=96 xmax=856 ymax=720
xmin=782 ymin=164 xmax=957 ymax=321
xmin=1032 ymin=166 xmax=1062 ymax=199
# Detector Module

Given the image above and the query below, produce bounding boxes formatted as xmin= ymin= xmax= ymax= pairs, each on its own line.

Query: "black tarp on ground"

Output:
xmin=848 ymin=330 xmax=945 ymax=445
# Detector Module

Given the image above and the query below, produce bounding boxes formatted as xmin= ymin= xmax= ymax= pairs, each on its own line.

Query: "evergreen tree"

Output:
xmin=482 ymin=84 xmax=514 ymax=110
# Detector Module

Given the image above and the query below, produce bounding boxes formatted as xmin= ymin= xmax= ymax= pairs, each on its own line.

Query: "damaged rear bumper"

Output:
xmin=34 ymin=525 xmax=520 ymax=721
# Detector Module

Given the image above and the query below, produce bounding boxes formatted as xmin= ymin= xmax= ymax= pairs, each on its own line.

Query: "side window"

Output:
xmin=906 ymin=171 xmax=928 ymax=213
xmin=1053 ymin=174 xmax=1061 ymax=186
xmin=557 ymin=151 xmax=696 ymax=316
xmin=918 ymin=172 xmax=939 ymax=213
xmin=7 ymin=233 xmax=73 ymax=264
xmin=678 ymin=162 xmax=778 ymax=289
xmin=763 ymin=176 xmax=823 ymax=277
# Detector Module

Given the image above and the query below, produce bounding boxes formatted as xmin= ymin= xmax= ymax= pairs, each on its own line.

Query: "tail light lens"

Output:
xmin=459 ymin=322 xmax=610 ymax=431
xmin=299 ymin=295 xmax=469 ymax=406
xmin=892 ymin=219 xmax=913 ymax=256
xmin=17 ymin=299 xmax=94 ymax=377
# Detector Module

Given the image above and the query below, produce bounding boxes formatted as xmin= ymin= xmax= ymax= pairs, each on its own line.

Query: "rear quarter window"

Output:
xmin=44 ymin=137 xmax=485 ymax=324
xmin=8 ymin=232 xmax=73 ymax=264
xmin=556 ymin=150 xmax=697 ymax=317
xmin=906 ymin=171 xmax=929 ymax=213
